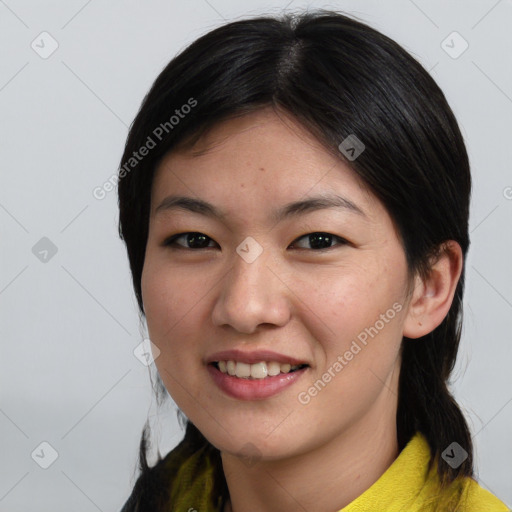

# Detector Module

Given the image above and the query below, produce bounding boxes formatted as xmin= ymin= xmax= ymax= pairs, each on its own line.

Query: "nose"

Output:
xmin=211 ymin=247 xmax=291 ymax=334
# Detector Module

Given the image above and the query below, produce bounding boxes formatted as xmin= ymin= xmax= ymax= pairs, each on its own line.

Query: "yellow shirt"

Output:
xmin=339 ymin=432 xmax=509 ymax=511
xmin=154 ymin=431 xmax=510 ymax=511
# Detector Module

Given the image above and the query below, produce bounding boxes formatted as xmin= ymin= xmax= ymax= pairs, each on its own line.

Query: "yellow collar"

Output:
xmin=165 ymin=431 xmax=508 ymax=512
xmin=339 ymin=432 xmax=508 ymax=512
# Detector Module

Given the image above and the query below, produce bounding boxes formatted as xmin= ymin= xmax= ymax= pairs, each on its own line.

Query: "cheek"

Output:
xmin=141 ymin=255 xmax=225 ymax=387
xmin=141 ymin=261 xmax=207 ymax=407
xmin=304 ymin=261 xmax=406 ymax=380
xmin=301 ymin=264 xmax=398 ymax=339
xmin=302 ymin=270 xmax=405 ymax=410
xmin=141 ymin=259 xmax=195 ymax=368
xmin=142 ymin=256 xmax=205 ymax=333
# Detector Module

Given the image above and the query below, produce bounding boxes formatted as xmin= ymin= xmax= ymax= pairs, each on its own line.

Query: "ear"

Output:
xmin=402 ymin=240 xmax=463 ymax=339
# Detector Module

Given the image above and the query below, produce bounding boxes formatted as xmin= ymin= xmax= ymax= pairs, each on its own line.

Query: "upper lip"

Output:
xmin=205 ymin=349 xmax=309 ymax=366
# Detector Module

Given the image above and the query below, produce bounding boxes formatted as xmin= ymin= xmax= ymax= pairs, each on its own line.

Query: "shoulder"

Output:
xmin=456 ymin=477 xmax=510 ymax=512
xmin=431 ymin=474 xmax=510 ymax=512
xmin=119 ymin=433 xmax=195 ymax=512
xmin=119 ymin=433 xmax=226 ymax=512
xmin=411 ymin=432 xmax=509 ymax=512
xmin=119 ymin=447 xmax=188 ymax=512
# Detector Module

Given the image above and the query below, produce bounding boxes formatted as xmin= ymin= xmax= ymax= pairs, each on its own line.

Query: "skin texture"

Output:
xmin=141 ymin=107 xmax=463 ymax=512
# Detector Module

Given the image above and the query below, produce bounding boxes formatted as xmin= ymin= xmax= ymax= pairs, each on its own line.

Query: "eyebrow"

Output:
xmin=154 ymin=193 xmax=367 ymax=222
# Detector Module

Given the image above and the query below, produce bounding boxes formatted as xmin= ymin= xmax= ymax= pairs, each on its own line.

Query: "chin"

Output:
xmin=201 ymin=422 xmax=306 ymax=461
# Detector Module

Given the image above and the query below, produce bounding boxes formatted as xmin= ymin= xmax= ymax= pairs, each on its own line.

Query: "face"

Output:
xmin=141 ymin=107 xmax=414 ymax=460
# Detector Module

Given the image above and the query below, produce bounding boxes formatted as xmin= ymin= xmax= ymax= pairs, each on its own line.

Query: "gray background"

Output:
xmin=1 ymin=0 xmax=511 ymax=510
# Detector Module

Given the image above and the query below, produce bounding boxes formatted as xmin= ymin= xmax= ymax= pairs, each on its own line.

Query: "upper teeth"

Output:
xmin=217 ymin=360 xmax=303 ymax=379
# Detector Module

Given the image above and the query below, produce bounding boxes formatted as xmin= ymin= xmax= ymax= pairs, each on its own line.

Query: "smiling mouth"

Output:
xmin=210 ymin=360 xmax=309 ymax=379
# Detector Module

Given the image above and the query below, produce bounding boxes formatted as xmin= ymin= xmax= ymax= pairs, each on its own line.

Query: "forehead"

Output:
xmin=151 ymin=107 xmax=380 ymax=220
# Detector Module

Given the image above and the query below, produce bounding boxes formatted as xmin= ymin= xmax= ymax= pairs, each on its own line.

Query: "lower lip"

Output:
xmin=207 ymin=364 xmax=308 ymax=400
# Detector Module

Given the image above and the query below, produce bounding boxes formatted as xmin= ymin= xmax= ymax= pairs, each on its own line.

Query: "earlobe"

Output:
xmin=402 ymin=241 xmax=463 ymax=340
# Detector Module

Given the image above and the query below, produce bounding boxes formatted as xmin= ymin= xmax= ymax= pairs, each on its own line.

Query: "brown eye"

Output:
xmin=163 ymin=232 xmax=217 ymax=250
xmin=290 ymin=232 xmax=348 ymax=250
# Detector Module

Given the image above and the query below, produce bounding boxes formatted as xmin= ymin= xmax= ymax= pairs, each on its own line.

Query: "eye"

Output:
xmin=290 ymin=232 xmax=349 ymax=251
xmin=162 ymin=231 xmax=349 ymax=251
xmin=162 ymin=232 xmax=217 ymax=250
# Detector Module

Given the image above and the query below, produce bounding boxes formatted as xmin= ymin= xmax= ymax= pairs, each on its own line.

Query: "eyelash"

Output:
xmin=162 ymin=232 xmax=349 ymax=251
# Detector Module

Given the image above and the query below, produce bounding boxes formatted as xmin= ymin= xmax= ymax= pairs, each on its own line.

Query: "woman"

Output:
xmin=117 ymin=10 xmax=508 ymax=512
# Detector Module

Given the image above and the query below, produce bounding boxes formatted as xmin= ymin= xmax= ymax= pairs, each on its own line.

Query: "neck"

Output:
xmin=221 ymin=396 xmax=399 ymax=512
